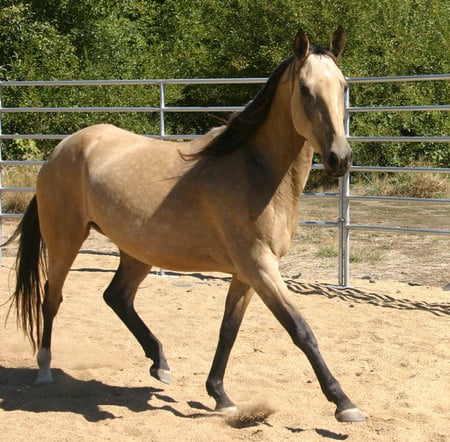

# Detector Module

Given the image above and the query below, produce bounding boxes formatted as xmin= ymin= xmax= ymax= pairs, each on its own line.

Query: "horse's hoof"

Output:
xmin=335 ymin=407 xmax=366 ymax=422
xmin=150 ymin=367 xmax=171 ymax=384
xmin=35 ymin=372 xmax=53 ymax=384
xmin=216 ymin=404 xmax=238 ymax=414
xmin=36 ymin=348 xmax=52 ymax=384
xmin=35 ymin=368 xmax=53 ymax=384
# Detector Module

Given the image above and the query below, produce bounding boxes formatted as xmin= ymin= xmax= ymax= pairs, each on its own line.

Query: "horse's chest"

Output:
xmin=256 ymin=203 xmax=297 ymax=258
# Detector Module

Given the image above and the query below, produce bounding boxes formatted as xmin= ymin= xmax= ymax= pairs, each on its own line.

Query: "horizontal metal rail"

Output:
xmin=348 ymin=73 xmax=450 ymax=83
xmin=3 ymin=134 xmax=450 ymax=143
xmin=0 ymin=160 xmax=44 ymax=166
xmin=350 ymin=165 xmax=450 ymax=173
xmin=0 ymin=105 xmax=245 ymax=114
xmin=348 ymin=224 xmax=450 ymax=235
xmin=0 ymin=78 xmax=267 ymax=87
xmin=348 ymin=136 xmax=450 ymax=143
xmin=2 ymin=73 xmax=448 ymax=87
xmin=349 ymin=105 xmax=450 ymax=113
xmin=348 ymin=194 xmax=450 ymax=203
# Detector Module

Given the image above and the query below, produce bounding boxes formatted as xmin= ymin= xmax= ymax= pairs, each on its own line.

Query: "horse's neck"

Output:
xmin=247 ymin=77 xmax=314 ymax=234
xmin=248 ymin=124 xmax=312 ymax=240
xmin=250 ymin=84 xmax=312 ymax=200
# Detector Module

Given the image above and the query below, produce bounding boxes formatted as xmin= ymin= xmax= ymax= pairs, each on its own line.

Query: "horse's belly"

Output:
xmin=115 ymin=231 xmax=233 ymax=273
xmin=90 ymin=198 xmax=234 ymax=273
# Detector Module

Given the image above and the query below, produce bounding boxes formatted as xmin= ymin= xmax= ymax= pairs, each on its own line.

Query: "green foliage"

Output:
xmin=0 ymin=0 xmax=448 ymax=168
xmin=0 ymin=3 xmax=79 ymax=80
xmin=316 ymin=246 xmax=338 ymax=258
xmin=7 ymin=139 xmax=43 ymax=160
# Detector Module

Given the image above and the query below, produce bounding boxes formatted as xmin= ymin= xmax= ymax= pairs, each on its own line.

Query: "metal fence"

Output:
xmin=1 ymin=75 xmax=449 ymax=285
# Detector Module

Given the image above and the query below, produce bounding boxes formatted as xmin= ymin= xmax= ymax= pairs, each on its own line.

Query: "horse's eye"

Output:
xmin=300 ymin=84 xmax=310 ymax=96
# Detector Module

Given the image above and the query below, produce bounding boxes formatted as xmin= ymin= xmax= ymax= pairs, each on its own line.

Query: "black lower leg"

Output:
xmin=289 ymin=310 xmax=354 ymax=409
xmin=106 ymin=297 xmax=170 ymax=375
xmin=250 ymin=267 xmax=365 ymax=422
xmin=206 ymin=318 xmax=240 ymax=410
xmin=206 ymin=278 xmax=253 ymax=411
xmin=103 ymin=254 xmax=171 ymax=382
xmin=277 ymin=305 xmax=365 ymax=421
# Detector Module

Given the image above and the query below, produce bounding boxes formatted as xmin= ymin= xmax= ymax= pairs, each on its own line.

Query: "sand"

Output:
xmin=1 ymin=217 xmax=449 ymax=441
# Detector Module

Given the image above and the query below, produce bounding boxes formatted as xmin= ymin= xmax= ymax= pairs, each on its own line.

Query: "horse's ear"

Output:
xmin=293 ymin=29 xmax=310 ymax=60
xmin=330 ymin=26 xmax=345 ymax=58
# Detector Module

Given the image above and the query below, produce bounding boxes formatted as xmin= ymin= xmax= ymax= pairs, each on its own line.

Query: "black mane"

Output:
xmin=195 ymin=44 xmax=335 ymax=159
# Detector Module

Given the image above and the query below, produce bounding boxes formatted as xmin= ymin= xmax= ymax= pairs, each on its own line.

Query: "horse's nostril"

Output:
xmin=328 ymin=152 xmax=339 ymax=169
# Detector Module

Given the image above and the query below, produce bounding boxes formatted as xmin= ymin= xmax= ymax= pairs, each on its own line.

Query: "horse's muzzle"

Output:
xmin=325 ymin=148 xmax=353 ymax=177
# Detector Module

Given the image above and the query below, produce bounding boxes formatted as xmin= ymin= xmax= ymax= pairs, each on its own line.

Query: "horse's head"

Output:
xmin=290 ymin=27 xmax=352 ymax=177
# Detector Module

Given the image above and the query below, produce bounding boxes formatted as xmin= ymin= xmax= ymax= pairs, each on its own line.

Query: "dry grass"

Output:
xmin=1 ymin=165 xmax=39 ymax=213
xmin=356 ymin=170 xmax=450 ymax=199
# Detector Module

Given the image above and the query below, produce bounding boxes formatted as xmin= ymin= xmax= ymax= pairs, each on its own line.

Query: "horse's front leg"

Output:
xmin=206 ymin=276 xmax=254 ymax=411
xmin=246 ymin=255 xmax=365 ymax=422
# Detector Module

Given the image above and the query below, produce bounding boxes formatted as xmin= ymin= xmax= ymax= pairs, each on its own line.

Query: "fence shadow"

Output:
xmin=68 ymin=263 xmax=450 ymax=318
xmin=286 ymin=279 xmax=450 ymax=317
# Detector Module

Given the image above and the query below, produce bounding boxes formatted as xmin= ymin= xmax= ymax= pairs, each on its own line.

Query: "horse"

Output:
xmin=3 ymin=27 xmax=365 ymax=423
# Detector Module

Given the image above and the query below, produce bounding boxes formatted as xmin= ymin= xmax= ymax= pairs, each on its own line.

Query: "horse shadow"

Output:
xmin=0 ymin=366 xmax=215 ymax=422
xmin=0 ymin=366 xmax=351 ymax=439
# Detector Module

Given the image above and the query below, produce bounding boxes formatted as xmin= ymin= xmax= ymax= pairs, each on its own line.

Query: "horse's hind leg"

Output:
xmin=37 ymin=228 xmax=89 ymax=384
xmin=103 ymin=251 xmax=170 ymax=384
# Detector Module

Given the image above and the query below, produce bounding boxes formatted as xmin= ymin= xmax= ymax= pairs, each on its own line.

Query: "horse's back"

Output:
xmin=43 ymin=124 xmax=177 ymax=166
xmin=38 ymin=123 xmax=186 ymax=194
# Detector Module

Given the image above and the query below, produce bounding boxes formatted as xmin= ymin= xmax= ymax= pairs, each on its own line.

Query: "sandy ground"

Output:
xmin=1 ymin=227 xmax=449 ymax=441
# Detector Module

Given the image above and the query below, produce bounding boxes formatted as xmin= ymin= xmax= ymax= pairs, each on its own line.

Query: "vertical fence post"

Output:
xmin=158 ymin=81 xmax=166 ymax=276
xmin=0 ymin=84 xmax=3 ymax=265
xmin=338 ymin=173 xmax=351 ymax=286
xmin=338 ymin=84 xmax=352 ymax=286
xmin=159 ymin=81 xmax=165 ymax=139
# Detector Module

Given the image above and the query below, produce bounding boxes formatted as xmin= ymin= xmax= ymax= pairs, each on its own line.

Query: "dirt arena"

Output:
xmin=1 ymin=223 xmax=449 ymax=441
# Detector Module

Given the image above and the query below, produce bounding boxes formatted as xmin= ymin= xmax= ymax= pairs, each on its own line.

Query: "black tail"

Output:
xmin=2 ymin=196 xmax=47 ymax=351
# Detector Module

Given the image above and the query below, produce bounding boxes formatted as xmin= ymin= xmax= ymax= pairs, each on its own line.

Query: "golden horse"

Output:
xmin=4 ymin=28 xmax=364 ymax=422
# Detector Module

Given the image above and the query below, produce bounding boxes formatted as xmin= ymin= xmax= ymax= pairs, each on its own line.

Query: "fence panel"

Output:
xmin=1 ymin=75 xmax=449 ymax=285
